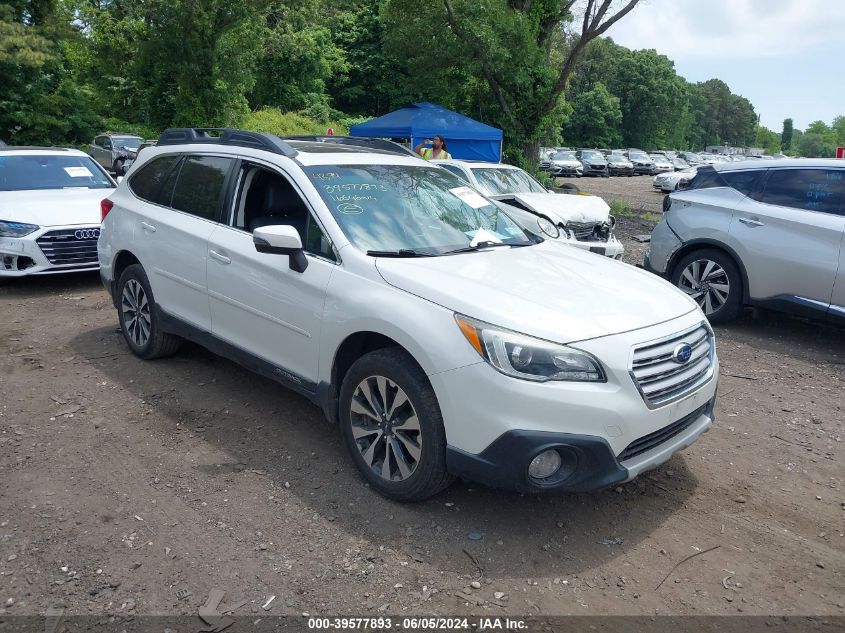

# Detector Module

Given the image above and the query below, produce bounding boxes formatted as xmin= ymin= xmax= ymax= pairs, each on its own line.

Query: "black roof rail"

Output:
xmin=156 ymin=128 xmax=298 ymax=158
xmin=284 ymin=135 xmax=416 ymax=157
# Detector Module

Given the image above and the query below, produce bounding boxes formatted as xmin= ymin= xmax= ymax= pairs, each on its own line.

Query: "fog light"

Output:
xmin=528 ymin=450 xmax=562 ymax=480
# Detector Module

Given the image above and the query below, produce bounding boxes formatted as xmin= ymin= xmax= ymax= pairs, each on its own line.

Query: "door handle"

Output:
xmin=140 ymin=221 xmax=157 ymax=233
xmin=738 ymin=217 xmax=764 ymax=227
xmin=209 ymin=249 xmax=231 ymax=265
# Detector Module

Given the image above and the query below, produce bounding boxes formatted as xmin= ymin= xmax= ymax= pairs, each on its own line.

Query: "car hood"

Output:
xmin=492 ymin=192 xmax=611 ymax=224
xmin=552 ymin=159 xmax=581 ymax=166
xmin=0 ymin=189 xmax=110 ymax=226
xmin=375 ymin=241 xmax=697 ymax=344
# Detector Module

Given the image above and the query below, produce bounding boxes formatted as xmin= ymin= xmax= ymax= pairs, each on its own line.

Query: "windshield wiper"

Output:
xmin=443 ymin=241 xmax=527 ymax=255
xmin=366 ymin=249 xmax=433 ymax=258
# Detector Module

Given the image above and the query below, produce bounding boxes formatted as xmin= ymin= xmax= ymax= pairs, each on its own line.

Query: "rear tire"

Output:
xmin=116 ymin=264 xmax=182 ymax=359
xmin=671 ymin=249 xmax=743 ymax=324
xmin=114 ymin=158 xmax=125 ymax=176
xmin=339 ymin=347 xmax=453 ymax=502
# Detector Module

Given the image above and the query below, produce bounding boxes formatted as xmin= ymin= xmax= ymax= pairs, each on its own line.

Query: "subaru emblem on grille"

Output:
xmin=74 ymin=228 xmax=100 ymax=240
xmin=672 ymin=343 xmax=693 ymax=364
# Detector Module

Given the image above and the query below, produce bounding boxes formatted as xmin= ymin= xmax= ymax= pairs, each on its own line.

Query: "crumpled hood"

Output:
xmin=375 ymin=241 xmax=698 ymax=344
xmin=492 ymin=192 xmax=611 ymax=224
xmin=0 ymin=189 xmax=109 ymax=226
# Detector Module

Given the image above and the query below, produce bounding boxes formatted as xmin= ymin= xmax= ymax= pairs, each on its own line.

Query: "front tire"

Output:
xmin=671 ymin=249 xmax=743 ymax=324
xmin=339 ymin=348 xmax=453 ymax=502
xmin=116 ymin=264 xmax=182 ymax=359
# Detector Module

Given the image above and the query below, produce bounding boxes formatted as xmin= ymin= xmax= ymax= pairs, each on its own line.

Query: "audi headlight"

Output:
xmin=455 ymin=315 xmax=605 ymax=382
xmin=0 ymin=221 xmax=39 ymax=238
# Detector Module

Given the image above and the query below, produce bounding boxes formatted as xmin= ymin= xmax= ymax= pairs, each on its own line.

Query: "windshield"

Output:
xmin=304 ymin=165 xmax=532 ymax=255
xmin=628 ymin=151 xmax=648 ymax=160
xmin=0 ymin=154 xmax=114 ymax=191
xmin=580 ymin=150 xmax=604 ymax=160
xmin=112 ymin=137 xmax=141 ymax=150
xmin=553 ymin=151 xmax=576 ymax=160
xmin=470 ymin=167 xmax=547 ymax=195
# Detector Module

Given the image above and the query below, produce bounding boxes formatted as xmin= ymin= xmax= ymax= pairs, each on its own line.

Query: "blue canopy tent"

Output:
xmin=349 ymin=102 xmax=503 ymax=162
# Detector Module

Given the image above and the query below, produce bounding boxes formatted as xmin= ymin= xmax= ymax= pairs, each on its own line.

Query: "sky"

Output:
xmin=604 ymin=0 xmax=845 ymax=132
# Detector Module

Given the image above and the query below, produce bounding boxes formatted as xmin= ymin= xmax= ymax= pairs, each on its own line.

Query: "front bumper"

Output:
xmin=632 ymin=164 xmax=653 ymax=175
xmin=431 ymin=311 xmax=719 ymax=493
xmin=447 ymin=397 xmax=714 ymax=493
xmin=0 ymin=225 xmax=101 ymax=277
xmin=565 ymin=233 xmax=624 ymax=259
xmin=608 ymin=165 xmax=634 ymax=175
xmin=582 ymin=165 xmax=609 ymax=176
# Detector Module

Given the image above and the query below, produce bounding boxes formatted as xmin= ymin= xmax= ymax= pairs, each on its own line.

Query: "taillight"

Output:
xmin=101 ymin=198 xmax=114 ymax=221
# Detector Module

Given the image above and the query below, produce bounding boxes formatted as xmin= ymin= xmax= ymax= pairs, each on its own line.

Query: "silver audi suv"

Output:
xmin=644 ymin=159 xmax=845 ymax=325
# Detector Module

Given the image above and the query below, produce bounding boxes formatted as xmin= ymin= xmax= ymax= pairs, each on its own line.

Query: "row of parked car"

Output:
xmin=541 ymin=147 xmax=781 ymax=179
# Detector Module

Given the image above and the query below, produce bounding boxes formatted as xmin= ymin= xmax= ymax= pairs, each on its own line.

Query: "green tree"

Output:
xmin=0 ymin=1 xmax=101 ymax=144
xmin=754 ymin=125 xmax=780 ymax=155
xmin=797 ymin=132 xmax=833 ymax=157
xmin=383 ymin=0 xmax=642 ymax=166
xmin=608 ymin=48 xmax=687 ymax=148
xmin=323 ymin=0 xmax=413 ymax=116
xmin=562 ymin=82 xmax=621 ymax=148
xmin=249 ymin=0 xmax=346 ymax=115
xmin=781 ymin=118 xmax=793 ymax=151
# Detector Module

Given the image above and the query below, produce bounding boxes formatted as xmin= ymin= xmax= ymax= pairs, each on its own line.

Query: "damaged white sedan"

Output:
xmin=433 ymin=160 xmax=624 ymax=259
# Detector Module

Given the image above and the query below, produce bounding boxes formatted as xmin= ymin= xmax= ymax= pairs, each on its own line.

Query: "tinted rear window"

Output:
xmin=754 ymin=168 xmax=844 ymax=215
xmin=170 ymin=156 xmax=233 ymax=221
xmin=129 ymin=155 xmax=181 ymax=204
xmin=719 ymin=170 xmax=762 ymax=196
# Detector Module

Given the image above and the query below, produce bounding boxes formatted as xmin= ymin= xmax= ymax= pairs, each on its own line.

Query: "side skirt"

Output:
xmin=156 ymin=306 xmax=323 ymax=405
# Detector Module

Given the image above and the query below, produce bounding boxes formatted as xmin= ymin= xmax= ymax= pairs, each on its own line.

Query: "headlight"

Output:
xmin=536 ymin=216 xmax=560 ymax=239
xmin=0 ymin=221 xmax=39 ymax=238
xmin=455 ymin=315 xmax=605 ymax=382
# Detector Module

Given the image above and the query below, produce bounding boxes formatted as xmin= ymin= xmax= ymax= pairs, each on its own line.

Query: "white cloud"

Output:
xmin=605 ymin=0 xmax=845 ymax=60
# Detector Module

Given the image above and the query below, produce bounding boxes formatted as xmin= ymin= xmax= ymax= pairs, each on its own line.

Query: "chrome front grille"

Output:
xmin=565 ymin=221 xmax=609 ymax=242
xmin=630 ymin=323 xmax=714 ymax=408
xmin=36 ymin=228 xmax=100 ymax=266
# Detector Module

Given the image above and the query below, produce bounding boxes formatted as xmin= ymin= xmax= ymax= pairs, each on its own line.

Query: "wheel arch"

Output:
xmin=110 ymin=250 xmax=142 ymax=307
xmin=668 ymin=239 xmax=750 ymax=304
xmin=320 ymin=331 xmax=428 ymax=425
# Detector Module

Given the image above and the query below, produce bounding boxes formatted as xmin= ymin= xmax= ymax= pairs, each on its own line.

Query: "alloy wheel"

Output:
xmin=121 ymin=279 xmax=151 ymax=347
xmin=678 ymin=259 xmax=730 ymax=315
xmin=349 ymin=375 xmax=421 ymax=482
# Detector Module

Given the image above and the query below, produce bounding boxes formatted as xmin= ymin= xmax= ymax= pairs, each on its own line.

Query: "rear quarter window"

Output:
xmin=129 ymin=155 xmax=181 ymax=205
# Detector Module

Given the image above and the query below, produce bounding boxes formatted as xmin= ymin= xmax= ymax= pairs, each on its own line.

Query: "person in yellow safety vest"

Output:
xmin=414 ymin=135 xmax=452 ymax=160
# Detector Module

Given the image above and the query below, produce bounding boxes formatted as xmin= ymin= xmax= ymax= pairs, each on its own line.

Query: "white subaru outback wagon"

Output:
xmin=98 ymin=128 xmax=719 ymax=502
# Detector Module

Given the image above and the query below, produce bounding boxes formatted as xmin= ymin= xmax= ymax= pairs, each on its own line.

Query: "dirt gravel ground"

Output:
xmin=1 ymin=209 xmax=843 ymax=621
xmin=555 ymin=174 xmax=666 ymax=215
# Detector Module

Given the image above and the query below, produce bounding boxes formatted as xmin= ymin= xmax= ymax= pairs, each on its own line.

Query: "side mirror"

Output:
xmin=253 ymin=225 xmax=308 ymax=273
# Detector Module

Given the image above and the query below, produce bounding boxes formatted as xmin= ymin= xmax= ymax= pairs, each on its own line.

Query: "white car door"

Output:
xmin=206 ymin=160 xmax=336 ymax=388
xmin=730 ymin=167 xmax=844 ymax=308
xmin=128 ymin=153 xmax=235 ymax=331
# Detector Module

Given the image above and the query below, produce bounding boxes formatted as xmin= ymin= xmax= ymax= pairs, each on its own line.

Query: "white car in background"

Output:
xmin=433 ymin=160 xmax=624 ymax=259
xmin=653 ymin=166 xmax=698 ymax=193
xmin=0 ymin=147 xmax=116 ymax=278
